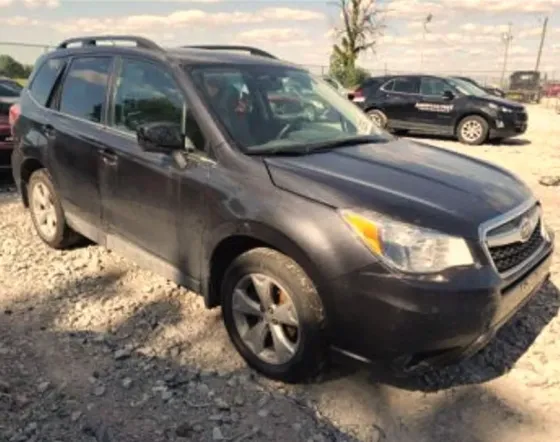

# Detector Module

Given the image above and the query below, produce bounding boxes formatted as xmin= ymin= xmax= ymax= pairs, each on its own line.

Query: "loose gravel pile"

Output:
xmin=1 ymin=105 xmax=559 ymax=442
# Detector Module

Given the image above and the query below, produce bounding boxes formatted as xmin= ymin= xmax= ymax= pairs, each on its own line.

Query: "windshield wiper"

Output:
xmin=246 ymin=135 xmax=389 ymax=156
xmin=304 ymin=135 xmax=388 ymax=153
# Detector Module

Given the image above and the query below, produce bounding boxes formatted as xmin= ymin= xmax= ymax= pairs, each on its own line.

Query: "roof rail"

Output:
xmin=57 ymin=35 xmax=163 ymax=51
xmin=182 ymin=45 xmax=277 ymax=59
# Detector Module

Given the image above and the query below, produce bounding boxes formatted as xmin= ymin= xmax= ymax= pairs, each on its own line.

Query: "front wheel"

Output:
xmin=221 ymin=248 xmax=326 ymax=383
xmin=456 ymin=115 xmax=489 ymax=145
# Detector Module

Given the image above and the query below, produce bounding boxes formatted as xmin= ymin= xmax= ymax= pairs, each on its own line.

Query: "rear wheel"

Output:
xmin=367 ymin=109 xmax=388 ymax=128
xmin=28 ymin=169 xmax=81 ymax=249
xmin=456 ymin=115 xmax=489 ymax=145
xmin=221 ymin=248 xmax=326 ymax=383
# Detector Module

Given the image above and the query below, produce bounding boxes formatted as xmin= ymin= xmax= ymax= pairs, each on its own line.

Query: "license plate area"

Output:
xmin=495 ymin=254 xmax=551 ymax=326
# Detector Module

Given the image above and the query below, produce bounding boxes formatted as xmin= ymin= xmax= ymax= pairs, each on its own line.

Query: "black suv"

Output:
xmin=11 ymin=36 xmax=554 ymax=382
xmin=352 ymin=74 xmax=528 ymax=145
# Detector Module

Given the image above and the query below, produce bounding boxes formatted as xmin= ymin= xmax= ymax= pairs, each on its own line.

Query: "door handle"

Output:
xmin=100 ymin=148 xmax=118 ymax=166
xmin=42 ymin=124 xmax=55 ymax=138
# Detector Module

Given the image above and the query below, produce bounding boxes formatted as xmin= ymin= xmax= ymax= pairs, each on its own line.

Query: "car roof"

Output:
xmin=364 ymin=74 xmax=454 ymax=85
xmin=41 ymin=36 xmax=303 ymax=71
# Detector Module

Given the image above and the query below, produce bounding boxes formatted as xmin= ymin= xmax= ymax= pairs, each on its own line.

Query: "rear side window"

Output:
xmin=59 ymin=57 xmax=112 ymax=123
xmin=0 ymin=80 xmax=22 ymax=97
xmin=393 ymin=77 xmax=420 ymax=94
xmin=29 ymin=58 xmax=65 ymax=106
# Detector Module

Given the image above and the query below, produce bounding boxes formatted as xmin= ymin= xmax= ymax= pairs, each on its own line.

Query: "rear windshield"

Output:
xmin=0 ymin=80 xmax=22 ymax=97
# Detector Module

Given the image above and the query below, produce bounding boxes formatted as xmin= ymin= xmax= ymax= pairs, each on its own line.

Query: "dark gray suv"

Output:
xmin=11 ymin=36 xmax=554 ymax=382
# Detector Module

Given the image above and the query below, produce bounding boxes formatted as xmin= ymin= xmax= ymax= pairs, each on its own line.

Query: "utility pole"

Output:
xmin=500 ymin=23 xmax=513 ymax=89
xmin=535 ymin=16 xmax=548 ymax=72
xmin=420 ymin=13 xmax=433 ymax=71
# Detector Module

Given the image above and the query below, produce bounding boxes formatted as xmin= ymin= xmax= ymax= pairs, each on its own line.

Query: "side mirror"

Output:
xmin=137 ymin=122 xmax=184 ymax=153
xmin=442 ymin=90 xmax=455 ymax=101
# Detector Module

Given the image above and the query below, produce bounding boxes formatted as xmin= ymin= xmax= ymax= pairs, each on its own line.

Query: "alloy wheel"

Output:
xmin=461 ymin=120 xmax=483 ymax=143
xmin=231 ymin=273 xmax=300 ymax=365
xmin=31 ymin=182 xmax=58 ymax=240
xmin=368 ymin=110 xmax=385 ymax=128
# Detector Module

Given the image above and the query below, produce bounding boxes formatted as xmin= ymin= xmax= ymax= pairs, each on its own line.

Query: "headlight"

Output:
xmin=488 ymin=103 xmax=513 ymax=113
xmin=341 ymin=209 xmax=474 ymax=273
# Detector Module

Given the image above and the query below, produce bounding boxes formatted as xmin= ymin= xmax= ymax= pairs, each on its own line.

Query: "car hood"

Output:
xmin=475 ymin=95 xmax=524 ymax=110
xmin=264 ymin=139 xmax=533 ymax=238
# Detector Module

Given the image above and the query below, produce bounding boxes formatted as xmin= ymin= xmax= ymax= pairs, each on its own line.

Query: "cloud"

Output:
xmin=260 ymin=7 xmax=324 ymax=21
xmin=51 ymin=7 xmax=325 ymax=35
xmin=385 ymin=0 xmax=560 ymax=18
xmin=458 ymin=23 xmax=511 ymax=35
xmin=384 ymin=0 xmax=442 ymax=18
xmin=234 ymin=28 xmax=315 ymax=48
xmin=0 ymin=0 xmax=58 ymax=6
xmin=442 ymin=0 xmax=560 ymax=13
xmin=0 ymin=15 xmax=40 ymax=25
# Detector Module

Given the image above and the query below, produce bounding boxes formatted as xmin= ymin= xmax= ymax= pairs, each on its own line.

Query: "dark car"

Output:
xmin=453 ymin=76 xmax=505 ymax=98
xmin=11 ymin=36 xmax=554 ymax=382
xmin=352 ymin=74 xmax=528 ymax=145
xmin=0 ymin=77 xmax=22 ymax=170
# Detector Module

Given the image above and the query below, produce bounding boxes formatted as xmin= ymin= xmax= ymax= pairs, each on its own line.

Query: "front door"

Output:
xmin=47 ymin=55 xmax=114 ymax=238
xmin=100 ymin=56 xmax=211 ymax=285
xmin=411 ymin=77 xmax=458 ymax=135
xmin=100 ymin=57 xmax=185 ymax=264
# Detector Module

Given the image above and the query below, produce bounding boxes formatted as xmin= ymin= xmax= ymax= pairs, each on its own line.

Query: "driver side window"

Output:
xmin=111 ymin=58 xmax=206 ymax=151
xmin=112 ymin=59 xmax=184 ymax=134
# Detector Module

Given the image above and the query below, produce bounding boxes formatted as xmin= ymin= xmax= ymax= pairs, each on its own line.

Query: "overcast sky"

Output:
xmin=1 ymin=0 xmax=559 ymax=80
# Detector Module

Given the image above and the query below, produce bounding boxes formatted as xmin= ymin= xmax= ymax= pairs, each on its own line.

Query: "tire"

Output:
xmin=221 ymin=247 xmax=326 ymax=383
xmin=367 ymin=109 xmax=388 ymax=128
xmin=28 ymin=169 xmax=81 ymax=249
xmin=456 ymin=115 xmax=489 ymax=145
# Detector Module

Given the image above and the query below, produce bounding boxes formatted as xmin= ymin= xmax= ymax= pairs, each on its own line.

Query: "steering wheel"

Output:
xmin=276 ymin=119 xmax=303 ymax=140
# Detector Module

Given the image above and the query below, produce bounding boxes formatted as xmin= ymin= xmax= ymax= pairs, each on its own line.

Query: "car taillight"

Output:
xmin=352 ymin=88 xmax=365 ymax=103
xmin=9 ymin=103 xmax=20 ymax=136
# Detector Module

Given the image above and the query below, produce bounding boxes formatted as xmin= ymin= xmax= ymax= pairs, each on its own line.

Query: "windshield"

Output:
xmin=188 ymin=65 xmax=390 ymax=154
xmin=447 ymin=78 xmax=487 ymax=97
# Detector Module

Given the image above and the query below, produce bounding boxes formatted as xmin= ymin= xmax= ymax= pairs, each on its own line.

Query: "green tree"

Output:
xmin=0 ymin=55 xmax=27 ymax=78
xmin=329 ymin=0 xmax=384 ymax=87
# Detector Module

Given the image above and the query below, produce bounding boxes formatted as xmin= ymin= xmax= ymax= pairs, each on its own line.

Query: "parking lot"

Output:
xmin=1 ymin=104 xmax=559 ymax=442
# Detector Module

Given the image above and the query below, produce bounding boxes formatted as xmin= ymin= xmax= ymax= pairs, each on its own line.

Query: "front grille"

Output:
xmin=487 ymin=218 xmax=544 ymax=274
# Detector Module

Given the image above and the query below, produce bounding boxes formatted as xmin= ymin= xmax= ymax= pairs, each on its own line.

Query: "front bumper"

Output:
xmin=490 ymin=111 xmax=528 ymax=139
xmin=328 ymin=233 xmax=554 ymax=372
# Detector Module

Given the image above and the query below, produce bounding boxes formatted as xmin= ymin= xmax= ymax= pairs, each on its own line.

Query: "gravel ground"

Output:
xmin=1 ymin=104 xmax=559 ymax=442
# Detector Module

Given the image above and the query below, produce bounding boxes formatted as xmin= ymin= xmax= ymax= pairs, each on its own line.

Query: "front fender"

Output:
xmin=201 ymin=193 xmax=378 ymax=330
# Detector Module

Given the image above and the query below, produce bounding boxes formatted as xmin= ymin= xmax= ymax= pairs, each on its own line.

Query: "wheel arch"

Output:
xmin=202 ymin=222 xmax=325 ymax=310
xmin=454 ymin=111 xmax=492 ymax=134
xmin=19 ymin=157 xmax=46 ymax=207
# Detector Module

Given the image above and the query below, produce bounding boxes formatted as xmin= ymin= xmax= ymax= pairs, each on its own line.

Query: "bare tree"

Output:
xmin=331 ymin=0 xmax=385 ymax=74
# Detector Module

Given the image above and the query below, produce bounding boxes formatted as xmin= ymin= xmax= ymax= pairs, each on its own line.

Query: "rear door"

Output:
xmin=47 ymin=55 xmax=114 ymax=240
xmin=411 ymin=76 xmax=458 ymax=134
xmin=378 ymin=76 xmax=420 ymax=128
